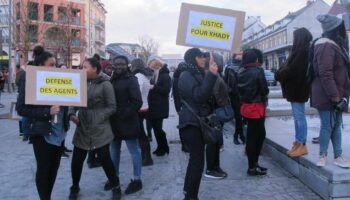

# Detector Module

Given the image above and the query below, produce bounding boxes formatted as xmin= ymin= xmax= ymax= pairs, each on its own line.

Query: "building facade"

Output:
xmin=14 ymin=0 xmax=86 ymax=67
xmin=0 ymin=0 xmax=10 ymax=69
xmin=84 ymin=0 xmax=106 ymax=58
xmin=242 ymin=0 xmax=330 ymax=70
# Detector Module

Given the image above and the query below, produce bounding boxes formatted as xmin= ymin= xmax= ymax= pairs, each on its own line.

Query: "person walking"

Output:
xmin=275 ymin=28 xmax=312 ymax=157
xmin=224 ymin=53 xmax=245 ymax=145
xmin=312 ymin=15 xmax=350 ymax=168
xmin=238 ymin=49 xmax=269 ymax=176
xmin=108 ymin=55 xmax=143 ymax=195
xmin=147 ymin=57 xmax=172 ymax=156
xmin=67 ymin=58 xmax=121 ymax=200
xmin=178 ymin=48 xmax=218 ymax=200
xmin=131 ymin=58 xmax=154 ymax=166
xmin=16 ymin=45 xmax=67 ymax=200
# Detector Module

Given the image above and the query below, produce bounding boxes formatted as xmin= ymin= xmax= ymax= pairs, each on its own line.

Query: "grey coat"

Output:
xmin=69 ymin=75 xmax=116 ymax=150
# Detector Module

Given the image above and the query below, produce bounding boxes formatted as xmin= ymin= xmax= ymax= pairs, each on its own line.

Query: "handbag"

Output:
xmin=28 ymin=119 xmax=52 ymax=136
xmin=182 ymin=100 xmax=222 ymax=144
xmin=215 ymin=103 xmax=234 ymax=123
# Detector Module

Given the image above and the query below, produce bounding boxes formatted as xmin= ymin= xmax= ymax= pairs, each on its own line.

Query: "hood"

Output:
xmin=90 ymin=74 xmax=110 ymax=84
xmin=159 ymin=64 xmax=170 ymax=74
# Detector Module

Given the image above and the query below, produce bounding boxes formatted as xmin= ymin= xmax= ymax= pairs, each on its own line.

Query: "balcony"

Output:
xmin=95 ymin=21 xmax=105 ymax=30
xmin=95 ymin=36 xmax=105 ymax=45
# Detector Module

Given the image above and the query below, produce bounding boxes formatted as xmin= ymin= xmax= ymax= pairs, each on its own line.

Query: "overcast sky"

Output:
xmin=101 ymin=0 xmax=334 ymax=55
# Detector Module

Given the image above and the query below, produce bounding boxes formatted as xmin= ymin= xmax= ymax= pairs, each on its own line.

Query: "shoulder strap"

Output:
xmin=181 ymin=100 xmax=201 ymax=121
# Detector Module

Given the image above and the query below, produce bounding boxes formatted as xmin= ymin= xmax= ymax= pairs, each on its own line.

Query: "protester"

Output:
xmin=172 ymin=62 xmax=189 ymax=153
xmin=204 ymin=52 xmax=229 ymax=179
xmin=108 ymin=55 xmax=143 ymax=195
xmin=312 ymin=15 xmax=350 ymax=168
xmin=101 ymin=60 xmax=113 ymax=77
xmin=224 ymin=53 xmax=245 ymax=145
xmin=178 ymin=48 xmax=218 ymax=199
xmin=238 ymin=49 xmax=269 ymax=176
xmin=148 ymin=57 xmax=172 ymax=156
xmin=131 ymin=58 xmax=154 ymax=166
xmin=275 ymin=28 xmax=312 ymax=158
xmin=68 ymin=57 xmax=121 ymax=200
xmin=16 ymin=45 xmax=67 ymax=200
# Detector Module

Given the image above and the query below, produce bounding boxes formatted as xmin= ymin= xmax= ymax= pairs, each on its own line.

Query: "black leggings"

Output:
xmin=150 ymin=118 xmax=169 ymax=151
xmin=138 ymin=112 xmax=151 ymax=159
xmin=71 ymin=144 xmax=118 ymax=187
xmin=206 ymin=141 xmax=221 ymax=171
xmin=32 ymin=137 xmax=62 ymax=200
xmin=182 ymin=126 xmax=205 ymax=199
xmin=246 ymin=118 xmax=266 ymax=169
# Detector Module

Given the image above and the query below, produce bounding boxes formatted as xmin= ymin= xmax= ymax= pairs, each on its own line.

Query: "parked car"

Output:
xmin=264 ymin=70 xmax=277 ymax=86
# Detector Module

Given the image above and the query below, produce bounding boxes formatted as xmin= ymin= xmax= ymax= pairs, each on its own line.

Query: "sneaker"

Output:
xmin=125 ymin=179 xmax=142 ymax=195
xmin=247 ymin=168 xmax=267 ymax=176
xmin=312 ymin=137 xmax=320 ymax=144
xmin=256 ymin=164 xmax=268 ymax=172
xmin=112 ymin=186 xmax=122 ymax=200
xmin=317 ymin=156 xmax=327 ymax=167
xmin=61 ymin=152 xmax=69 ymax=159
xmin=69 ymin=185 xmax=80 ymax=200
xmin=334 ymin=156 xmax=350 ymax=168
xmin=215 ymin=167 xmax=228 ymax=178
xmin=204 ymin=170 xmax=225 ymax=179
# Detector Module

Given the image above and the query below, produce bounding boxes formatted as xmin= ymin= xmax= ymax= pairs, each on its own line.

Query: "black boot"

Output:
xmin=233 ymin=134 xmax=241 ymax=145
xmin=142 ymin=151 xmax=154 ymax=166
xmin=104 ymin=177 xmax=120 ymax=191
xmin=125 ymin=179 xmax=142 ymax=195
xmin=247 ymin=168 xmax=267 ymax=176
xmin=112 ymin=186 xmax=122 ymax=200
xmin=69 ymin=185 xmax=80 ymax=200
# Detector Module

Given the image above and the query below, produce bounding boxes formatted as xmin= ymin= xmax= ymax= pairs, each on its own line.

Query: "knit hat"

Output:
xmin=100 ymin=60 xmax=112 ymax=70
xmin=317 ymin=14 xmax=343 ymax=32
xmin=184 ymin=48 xmax=208 ymax=66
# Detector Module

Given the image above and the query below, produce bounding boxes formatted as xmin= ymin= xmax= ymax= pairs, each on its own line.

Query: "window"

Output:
xmin=58 ymin=7 xmax=67 ymax=23
xmin=0 ymin=28 xmax=10 ymax=44
xmin=28 ymin=25 xmax=38 ymax=42
xmin=44 ymin=5 xmax=53 ymax=22
xmin=72 ymin=29 xmax=81 ymax=46
xmin=28 ymin=2 xmax=38 ymax=20
xmin=16 ymin=3 xmax=20 ymax=20
xmin=72 ymin=9 xmax=81 ymax=25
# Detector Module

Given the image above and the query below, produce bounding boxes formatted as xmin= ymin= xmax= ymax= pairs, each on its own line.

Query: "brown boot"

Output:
xmin=289 ymin=143 xmax=308 ymax=157
xmin=287 ymin=141 xmax=297 ymax=155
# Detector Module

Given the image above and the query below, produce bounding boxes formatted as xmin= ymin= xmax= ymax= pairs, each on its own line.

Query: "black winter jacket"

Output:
xmin=224 ymin=60 xmax=241 ymax=96
xmin=178 ymin=67 xmax=217 ymax=129
xmin=148 ymin=65 xmax=172 ymax=119
xmin=16 ymin=72 xmax=70 ymax=134
xmin=172 ymin=63 xmax=187 ymax=113
xmin=110 ymin=71 xmax=142 ymax=140
xmin=237 ymin=64 xmax=269 ymax=103
xmin=275 ymin=50 xmax=310 ymax=103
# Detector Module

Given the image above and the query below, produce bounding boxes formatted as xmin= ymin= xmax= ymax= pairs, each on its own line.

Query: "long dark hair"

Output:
xmin=323 ymin=22 xmax=349 ymax=52
xmin=33 ymin=45 xmax=54 ymax=66
xmin=85 ymin=57 xmax=101 ymax=74
xmin=286 ymin=28 xmax=313 ymax=65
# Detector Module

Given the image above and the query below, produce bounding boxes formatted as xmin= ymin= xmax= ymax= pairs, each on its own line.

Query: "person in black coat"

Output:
xmin=178 ymin=48 xmax=218 ymax=200
xmin=147 ymin=58 xmax=172 ymax=156
xmin=172 ymin=62 xmax=189 ymax=152
xmin=109 ymin=55 xmax=143 ymax=195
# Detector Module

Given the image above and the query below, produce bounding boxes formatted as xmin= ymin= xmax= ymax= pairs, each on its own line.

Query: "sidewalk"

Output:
xmin=0 ymin=92 xmax=17 ymax=118
xmin=0 ymin=99 xmax=321 ymax=200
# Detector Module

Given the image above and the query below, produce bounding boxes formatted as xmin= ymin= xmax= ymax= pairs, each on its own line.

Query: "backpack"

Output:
xmin=224 ymin=65 xmax=239 ymax=95
xmin=306 ymin=38 xmax=320 ymax=84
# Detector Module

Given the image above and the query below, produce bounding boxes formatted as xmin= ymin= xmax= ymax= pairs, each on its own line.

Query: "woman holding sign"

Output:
xmin=16 ymin=46 xmax=68 ymax=200
xmin=68 ymin=58 xmax=121 ymax=200
xmin=178 ymin=48 xmax=218 ymax=200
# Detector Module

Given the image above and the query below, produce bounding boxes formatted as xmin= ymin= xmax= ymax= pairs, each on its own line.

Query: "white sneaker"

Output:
xmin=334 ymin=156 xmax=350 ymax=168
xmin=317 ymin=156 xmax=327 ymax=167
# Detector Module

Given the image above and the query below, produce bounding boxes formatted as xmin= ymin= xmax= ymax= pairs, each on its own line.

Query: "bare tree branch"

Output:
xmin=138 ymin=35 xmax=159 ymax=63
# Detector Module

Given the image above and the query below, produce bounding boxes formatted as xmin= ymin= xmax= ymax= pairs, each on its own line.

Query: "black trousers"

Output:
xmin=146 ymin=119 xmax=153 ymax=138
xmin=71 ymin=144 xmax=118 ymax=187
xmin=150 ymin=118 xmax=169 ymax=151
xmin=182 ymin=126 xmax=205 ymax=199
xmin=206 ymin=141 xmax=221 ymax=171
xmin=246 ymin=118 xmax=266 ymax=169
xmin=231 ymin=95 xmax=243 ymax=136
xmin=32 ymin=137 xmax=62 ymax=200
xmin=138 ymin=112 xmax=152 ymax=160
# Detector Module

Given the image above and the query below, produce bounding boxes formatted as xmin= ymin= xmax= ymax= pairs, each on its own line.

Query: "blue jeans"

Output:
xmin=318 ymin=110 xmax=343 ymax=158
xmin=110 ymin=139 xmax=142 ymax=179
xmin=291 ymin=103 xmax=308 ymax=144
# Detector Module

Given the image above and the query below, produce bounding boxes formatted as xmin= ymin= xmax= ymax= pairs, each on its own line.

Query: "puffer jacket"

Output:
xmin=237 ymin=64 xmax=269 ymax=103
xmin=178 ymin=66 xmax=217 ymax=129
xmin=69 ymin=75 xmax=116 ymax=150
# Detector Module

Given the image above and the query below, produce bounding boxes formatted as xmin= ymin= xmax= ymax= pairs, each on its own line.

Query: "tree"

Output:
xmin=138 ymin=35 xmax=159 ymax=63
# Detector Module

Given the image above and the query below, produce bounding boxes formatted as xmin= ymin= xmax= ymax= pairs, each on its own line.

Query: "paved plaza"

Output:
xmin=0 ymin=92 xmax=322 ymax=200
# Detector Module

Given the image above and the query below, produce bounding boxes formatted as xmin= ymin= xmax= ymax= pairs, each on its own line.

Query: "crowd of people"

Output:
xmin=13 ymin=13 xmax=350 ymax=200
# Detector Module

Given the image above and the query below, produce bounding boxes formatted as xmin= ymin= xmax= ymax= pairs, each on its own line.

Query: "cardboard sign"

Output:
xmin=25 ymin=66 xmax=87 ymax=107
xmin=176 ymin=3 xmax=245 ymax=52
